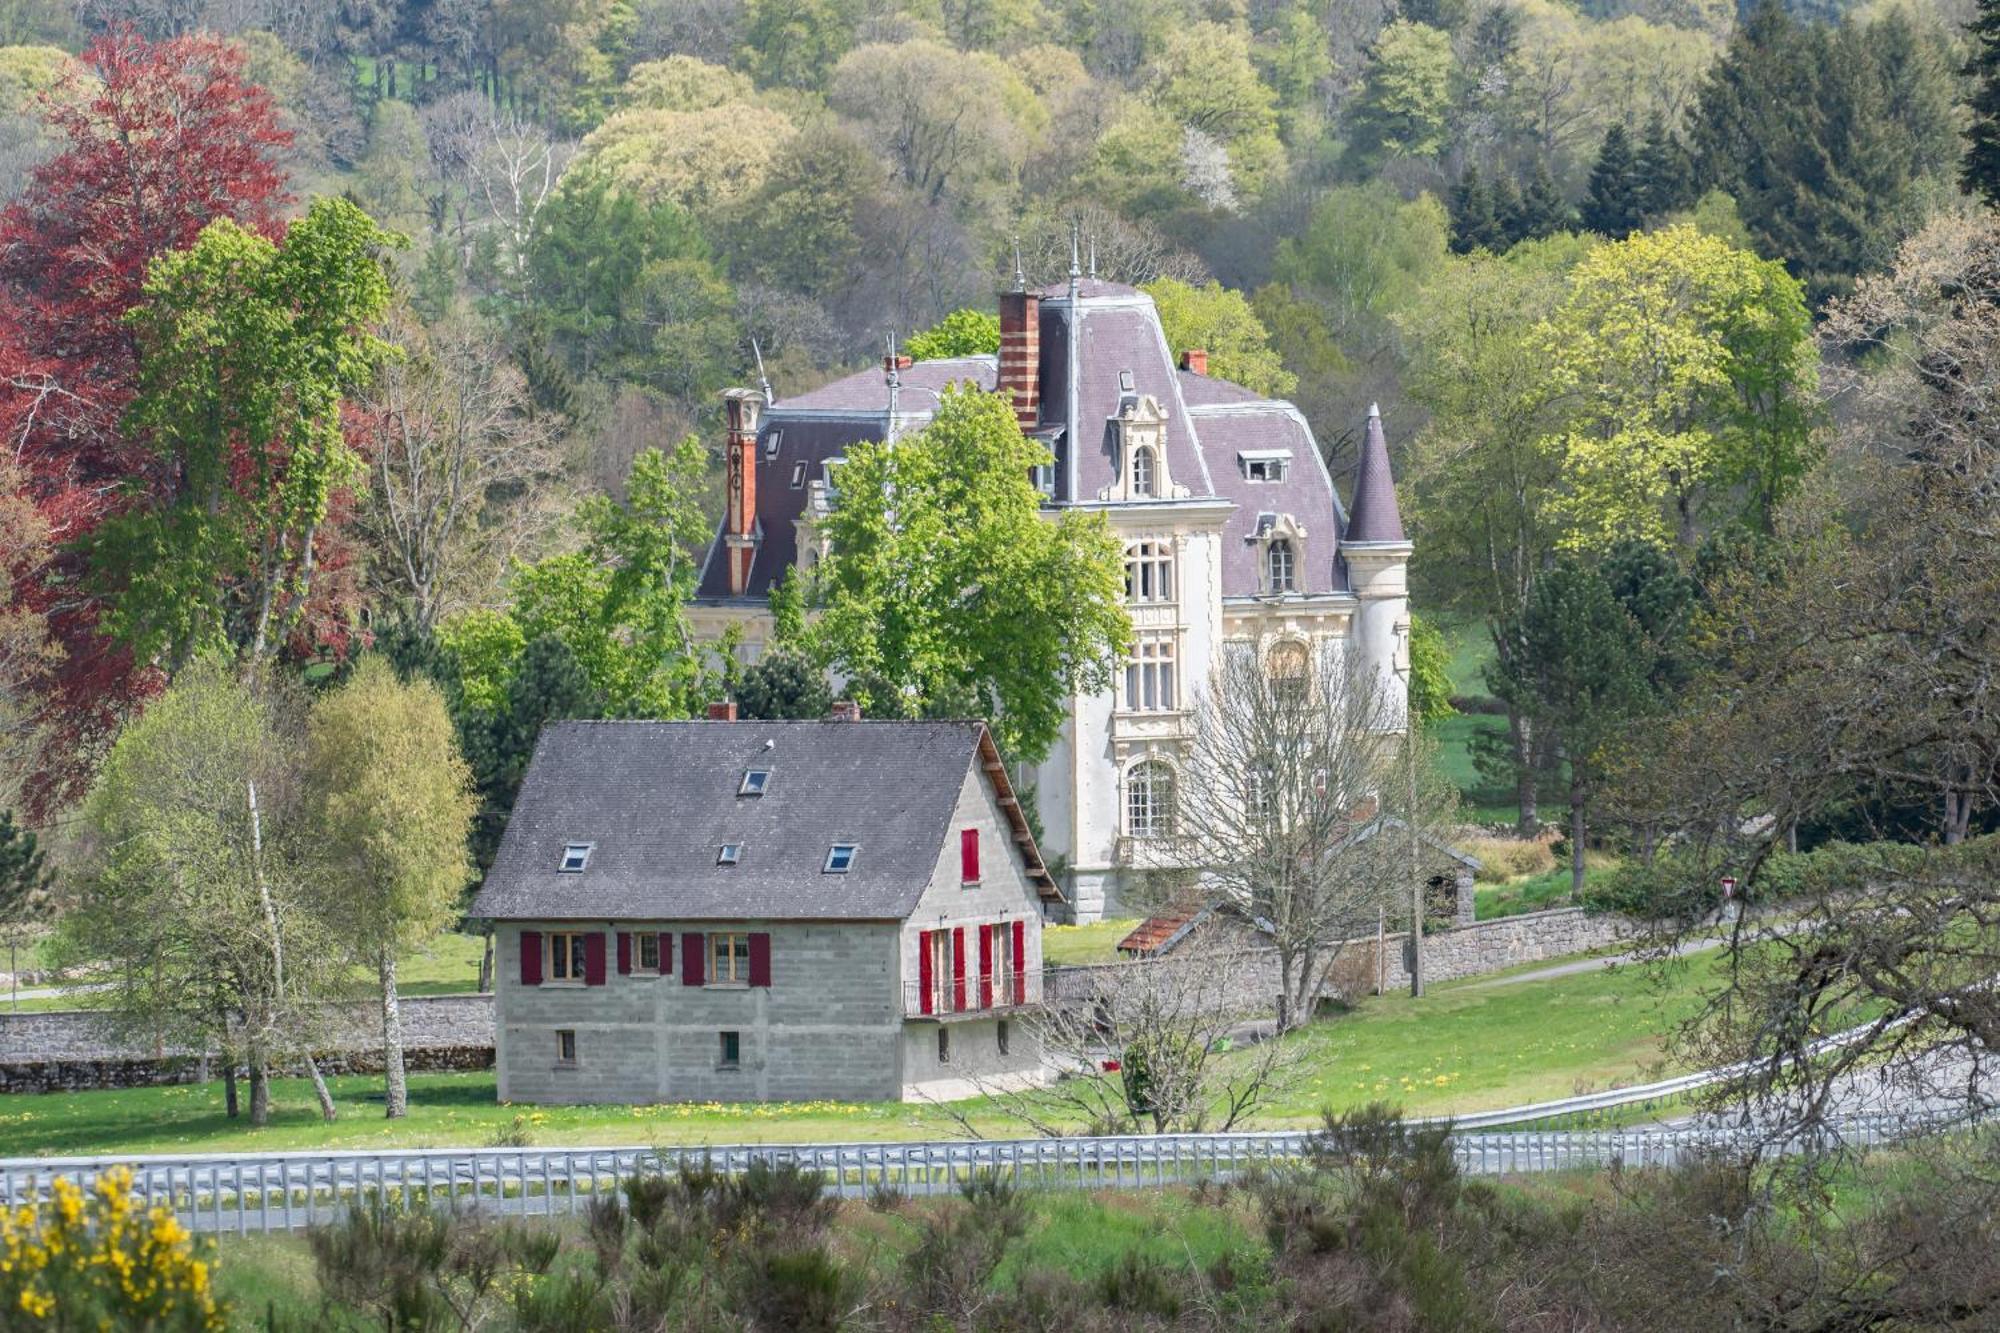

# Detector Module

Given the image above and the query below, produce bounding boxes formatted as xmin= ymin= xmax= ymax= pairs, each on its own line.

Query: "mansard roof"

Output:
xmin=470 ymin=719 xmax=1057 ymax=923
xmin=696 ymin=283 xmax=1399 ymax=603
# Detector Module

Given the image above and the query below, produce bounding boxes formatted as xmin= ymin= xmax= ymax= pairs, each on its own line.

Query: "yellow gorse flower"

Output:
xmin=0 ymin=1165 xmax=225 ymax=1328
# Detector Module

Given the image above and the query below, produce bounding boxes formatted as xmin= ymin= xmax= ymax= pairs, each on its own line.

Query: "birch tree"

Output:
xmin=306 ymin=657 xmax=475 ymax=1119
xmin=67 ymin=662 xmax=338 ymax=1126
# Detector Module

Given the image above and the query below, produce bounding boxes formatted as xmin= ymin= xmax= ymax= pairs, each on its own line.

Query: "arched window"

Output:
xmin=1268 ymin=640 xmax=1309 ymax=704
xmin=1127 ymin=761 xmax=1175 ymax=838
xmin=1267 ymin=539 xmax=1296 ymax=593
xmin=1124 ymin=542 xmax=1174 ymax=603
xmin=1131 ymin=446 xmax=1156 ymax=497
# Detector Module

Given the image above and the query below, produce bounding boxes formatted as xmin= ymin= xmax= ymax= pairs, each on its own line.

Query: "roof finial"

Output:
xmin=1012 ymin=235 xmax=1025 ymax=293
xmin=1368 ymin=401 xmax=1381 ymax=419
xmin=752 ymin=337 xmax=774 ymax=406
xmin=1068 ymin=219 xmax=1081 ymax=299
xmin=1087 ymin=233 xmax=1097 ymax=280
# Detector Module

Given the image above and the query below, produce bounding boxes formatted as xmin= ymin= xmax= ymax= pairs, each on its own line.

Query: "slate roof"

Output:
xmin=695 ymin=285 xmax=1395 ymax=603
xmin=470 ymin=719 xmax=1054 ymax=923
xmin=1344 ymin=404 xmax=1407 ymax=545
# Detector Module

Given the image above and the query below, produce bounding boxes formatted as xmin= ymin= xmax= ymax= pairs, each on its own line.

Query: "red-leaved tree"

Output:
xmin=0 ymin=29 xmax=293 ymax=817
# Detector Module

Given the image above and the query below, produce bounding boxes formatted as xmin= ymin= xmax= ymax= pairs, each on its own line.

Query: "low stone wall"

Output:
xmin=0 ymin=994 xmax=496 ymax=1094
xmin=1048 ymin=906 xmax=1637 ymax=1013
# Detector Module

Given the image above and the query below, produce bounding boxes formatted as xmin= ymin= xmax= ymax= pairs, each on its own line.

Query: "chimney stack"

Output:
xmin=1180 ymin=348 xmax=1208 ymax=375
xmin=722 ymin=388 xmax=761 ymax=595
xmin=998 ymin=286 xmax=1041 ymax=430
xmin=707 ymin=700 xmax=738 ymax=721
xmin=829 ymin=700 xmax=862 ymax=723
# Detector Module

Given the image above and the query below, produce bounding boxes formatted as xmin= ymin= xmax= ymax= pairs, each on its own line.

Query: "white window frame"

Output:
xmin=739 ymin=770 xmax=770 ymax=796
xmin=717 ymin=843 xmax=742 ymax=866
xmin=1124 ymin=636 xmax=1177 ymax=712
xmin=790 ymin=460 xmax=807 ymax=489
xmin=1124 ymin=541 xmax=1174 ymax=605
xmin=558 ymin=843 xmax=592 ymax=873
xmin=636 ymin=933 xmax=661 ymax=973
xmin=1267 ymin=539 xmax=1296 ymax=594
xmin=1131 ymin=445 xmax=1156 ymax=497
xmin=825 ymin=843 xmax=858 ymax=873
xmin=1127 ymin=761 xmax=1175 ymax=839
xmin=762 ymin=429 xmax=782 ymax=461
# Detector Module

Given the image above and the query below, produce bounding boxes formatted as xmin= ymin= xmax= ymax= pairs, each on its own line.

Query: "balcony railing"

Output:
xmin=902 ymin=969 xmax=1042 ymax=1021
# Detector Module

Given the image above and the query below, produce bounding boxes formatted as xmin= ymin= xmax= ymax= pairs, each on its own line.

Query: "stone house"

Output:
xmin=687 ymin=252 xmax=1413 ymax=924
xmin=468 ymin=709 xmax=1061 ymax=1104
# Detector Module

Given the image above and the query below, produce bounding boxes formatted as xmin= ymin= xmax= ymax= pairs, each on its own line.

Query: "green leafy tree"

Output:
xmin=1345 ymin=20 xmax=1455 ymax=167
xmin=67 ymin=663 xmax=340 ymax=1126
xmin=809 ymin=386 xmax=1130 ymax=763
xmin=1491 ymin=563 xmax=1654 ymax=892
xmin=306 ymin=658 xmax=475 ymax=1119
xmin=1142 ymin=277 xmax=1297 ymax=397
xmin=1407 ymin=614 xmax=1456 ymax=723
xmin=97 ymin=198 xmax=398 ymax=671
xmin=1537 ymin=225 xmax=1818 ymax=552
xmin=734 ymin=650 xmax=832 ymax=720
xmin=1581 ymin=123 xmax=1643 ymax=239
xmin=0 ymin=809 xmax=51 ymax=994
xmin=905 ymin=308 xmax=1001 ymax=360
xmin=743 ymin=0 xmax=859 ymax=90
xmin=1147 ymin=21 xmax=1285 ymax=198
xmin=454 ymin=632 xmax=602 ymax=872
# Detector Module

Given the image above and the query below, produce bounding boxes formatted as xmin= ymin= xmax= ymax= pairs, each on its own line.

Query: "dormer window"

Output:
xmin=763 ymin=429 xmax=783 ymax=461
xmin=740 ymin=770 xmax=770 ymax=796
xmin=1267 ymin=540 xmax=1296 ymax=593
xmin=825 ymin=843 xmax=858 ymax=873
xmin=789 ymin=461 xmax=807 ymax=489
xmin=717 ymin=843 xmax=742 ymax=866
xmin=559 ymin=843 xmax=592 ymax=873
xmin=1240 ymin=451 xmax=1290 ymax=483
xmin=1118 ymin=369 xmax=1135 ymax=393
xmin=1131 ymin=446 xmax=1156 ymax=497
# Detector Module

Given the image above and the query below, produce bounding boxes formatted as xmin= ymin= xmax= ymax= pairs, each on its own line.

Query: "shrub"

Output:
xmin=1457 ymin=835 xmax=1557 ymax=884
xmin=0 ymin=1167 xmax=226 ymax=1330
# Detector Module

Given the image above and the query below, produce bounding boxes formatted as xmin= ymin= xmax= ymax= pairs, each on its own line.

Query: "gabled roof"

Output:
xmin=469 ymin=719 xmax=1057 ymax=924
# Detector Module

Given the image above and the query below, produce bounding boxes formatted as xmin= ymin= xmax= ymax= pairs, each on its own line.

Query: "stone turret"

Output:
xmin=1344 ymin=404 xmax=1413 ymax=726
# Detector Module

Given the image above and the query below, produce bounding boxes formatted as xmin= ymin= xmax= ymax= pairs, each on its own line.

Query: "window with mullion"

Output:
xmin=1124 ymin=636 xmax=1176 ymax=711
xmin=709 ymin=932 xmax=752 ymax=984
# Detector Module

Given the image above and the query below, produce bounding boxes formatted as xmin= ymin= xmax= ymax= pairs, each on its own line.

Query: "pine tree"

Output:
xmin=1636 ymin=112 xmax=1695 ymax=219
xmin=1513 ymin=158 xmax=1571 ymax=242
xmin=1966 ymin=0 xmax=2000 ymax=203
xmin=1449 ymin=163 xmax=1500 ymax=253
xmin=1581 ymin=123 xmax=1645 ymax=239
xmin=1490 ymin=170 xmax=1524 ymax=248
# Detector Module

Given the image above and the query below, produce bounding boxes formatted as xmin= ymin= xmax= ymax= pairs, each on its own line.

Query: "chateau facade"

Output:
xmin=690 ymin=269 xmax=1411 ymax=923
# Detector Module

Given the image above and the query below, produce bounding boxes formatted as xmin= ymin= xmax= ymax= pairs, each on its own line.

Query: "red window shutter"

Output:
xmin=616 ymin=931 xmax=632 ymax=975
xmin=519 ymin=931 xmax=542 ymax=986
xmin=961 ymin=828 xmax=980 ymax=882
xmin=584 ymin=932 xmax=607 ymax=986
xmin=682 ymin=932 xmax=705 ymax=986
xmin=1012 ymin=920 xmax=1026 ymax=1005
xmin=749 ymin=932 xmax=772 ymax=987
xmin=917 ymin=930 xmax=934 ymax=1015
xmin=978 ymin=924 xmax=993 ymax=1008
xmin=658 ymin=933 xmax=674 ymax=975
xmin=952 ymin=927 xmax=967 ymax=1013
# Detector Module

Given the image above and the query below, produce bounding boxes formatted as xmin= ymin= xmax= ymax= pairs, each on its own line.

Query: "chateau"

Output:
xmin=690 ymin=265 xmax=1412 ymax=923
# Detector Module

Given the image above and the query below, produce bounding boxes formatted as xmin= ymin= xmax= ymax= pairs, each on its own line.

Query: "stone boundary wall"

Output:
xmin=0 ymin=995 xmax=495 ymax=1094
xmin=1048 ymin=906 xmax=1638 ymax=1013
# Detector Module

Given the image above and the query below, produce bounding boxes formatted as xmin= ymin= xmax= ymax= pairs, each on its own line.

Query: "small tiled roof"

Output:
xmin=1116 ymin=902 xmax=1212 ymax=956
xmin=1345 ymin=403 xmax=1406 ymax=544
xmin=470 ymin=719 xmax=1055 ymax=923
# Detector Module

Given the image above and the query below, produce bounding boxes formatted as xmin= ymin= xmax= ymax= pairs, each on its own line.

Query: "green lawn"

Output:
xmin=1043 ymin=918 xmax=1141 ymax=965
xmin=1472 ymin=860 xmax=1621 ymax=920
xmin=1 ymin=932 xmax=490 ymax=1013
xmin=0 ymin=947 xmax=1720 ymax=1158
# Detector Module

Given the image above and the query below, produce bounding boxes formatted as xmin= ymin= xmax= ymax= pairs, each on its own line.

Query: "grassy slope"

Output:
xmin=0 ymin=949 xmax=1717 ymax=1158
xmin=1043 ymin=919 xmax=1142 ymax=966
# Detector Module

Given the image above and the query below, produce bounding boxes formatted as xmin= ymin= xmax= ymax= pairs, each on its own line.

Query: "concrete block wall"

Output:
xmin=497 ymin=920 xmax=905 ymax=1105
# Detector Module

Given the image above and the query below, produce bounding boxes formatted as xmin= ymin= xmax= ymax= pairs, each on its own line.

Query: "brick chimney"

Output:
xmin=998 ymin=287 xmax=1041 ymax=429
xmin=722 ymin=388 xmax=761 ymax=595
xmin=1180 ymin=348 xmax=1208 ymax=375
xmin=706 ymin=700 xmax=738 ymax=721
xmin=829 ymin=700 xmax=862 ymax=722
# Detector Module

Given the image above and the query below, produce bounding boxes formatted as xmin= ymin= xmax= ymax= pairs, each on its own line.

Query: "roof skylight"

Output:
xmin=824 ymin=843 xmax=858 ymax=874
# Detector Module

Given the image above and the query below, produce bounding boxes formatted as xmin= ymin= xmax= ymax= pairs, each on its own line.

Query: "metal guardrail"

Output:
xmin=901 ymin=971 xmax=1042 ymax=1020
xmin=0 ymin=1110 xmax=1970 ymax=1236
